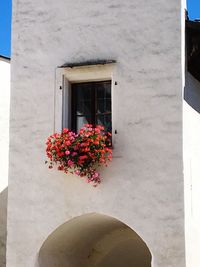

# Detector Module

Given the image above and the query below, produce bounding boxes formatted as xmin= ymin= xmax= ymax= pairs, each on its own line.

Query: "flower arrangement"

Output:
xmin=45 ymin=124 xmax=112 ymax=186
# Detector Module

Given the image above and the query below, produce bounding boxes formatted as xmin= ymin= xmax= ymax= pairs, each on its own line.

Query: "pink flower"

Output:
xmin=63 ymin=128 xmax=69 ymax=134
xmin=65 ymin=150 xmax=70 ymax=155
xmin=92 ymin=172 xmax=99 ymax=179
xmin=75 ymin=170 xmax=80 ymax=175
xmin=65 ymin=141 xmax=71 ymax=146
xmin=95 ymin=128 xmax=100 ymax=134
xmin=72 ymin=152 xmax=77 ymax=156
xmin=67 ymin=160 xmax=73 ymax=166
xmin=80 ymin=142 xmax=87 ymax=147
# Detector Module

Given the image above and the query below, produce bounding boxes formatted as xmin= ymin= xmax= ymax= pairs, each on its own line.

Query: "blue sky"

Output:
xmin=0 ymin=0 xmax=12 ymax=57
xmin=0 ymin=1 xmax=200 ymax=57
xmin=187 ymin=0 xmax=200 ymax=20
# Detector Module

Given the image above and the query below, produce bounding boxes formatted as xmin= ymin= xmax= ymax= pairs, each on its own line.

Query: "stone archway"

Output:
xmin=38 ymin=213 xmax=152 ymax=267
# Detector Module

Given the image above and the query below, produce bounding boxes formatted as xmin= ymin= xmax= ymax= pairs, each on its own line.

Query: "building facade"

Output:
xmin=0 ymin=55 xmax=10 ymax=267
xmin=6 ymin=0 xmax=186 ymax=266
xmin=184 ymin=19 xmax=200 ymax=267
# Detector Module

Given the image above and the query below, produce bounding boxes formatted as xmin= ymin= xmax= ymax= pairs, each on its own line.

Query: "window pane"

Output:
xmin=97 ymin=87 xmax=105 ymax=99
xmin=76 ymin=85 xmax=92 ymax=115
xmin=96 ymin=114 xmax=112 ymax=133
xmin=76 ymin=100 xmax=91 ymax=115
xmin=76 ymin=115 xmax=92 ymax=132
xmin=105 ymin=86 xmax=111 ymax=98
xmin=96 ymin=99 xmax=105 ymax=114
xmin=105 ymin=98 xmax=111 ymax=113
xmin=96 ymin=81 xmax=111 ymax=115
xmin=71 ymin=81 xmax=111 ymax=133
xmin=96 ymin=82 xmax=111 ymax=100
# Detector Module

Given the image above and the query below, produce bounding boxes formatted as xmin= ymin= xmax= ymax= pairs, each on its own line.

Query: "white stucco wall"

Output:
xmin=0 ymin=58 xmax=10 ymax=267
xmin=7 ymin=1 xmax=185 ymax=267
xmin=0 ymin=58 xmax=10 ymax=193
xmin=184 ymin=72 xmax=200 ymax=267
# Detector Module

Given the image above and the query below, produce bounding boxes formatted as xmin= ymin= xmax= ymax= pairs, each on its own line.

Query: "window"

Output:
xmin=71 ymin=80 xmax=111 ymax=133
xmin=55 ymin=61 xmax=115 ymax=135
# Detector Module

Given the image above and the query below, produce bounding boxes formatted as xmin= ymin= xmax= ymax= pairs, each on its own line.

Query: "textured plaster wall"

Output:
xmin=0 ymin=188 xmax=8 ymax=267
xmin=0 ymin=59 xmax=10 ymax=193
xmin=0 ymin=59 xmax=10 ymax=267
xmin=184 ymin=72 xmax=200 ymax=267
xmin=8 ymin=1 xmax=185 ymax=267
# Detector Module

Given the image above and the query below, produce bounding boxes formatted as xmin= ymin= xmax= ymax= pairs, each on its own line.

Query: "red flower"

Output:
xmin=45 ymin=124 xmax=112 ymax=186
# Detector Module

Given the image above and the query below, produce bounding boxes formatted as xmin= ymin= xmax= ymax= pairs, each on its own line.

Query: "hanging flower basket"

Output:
xmin=45 ymin=124 xmax=112 ymax=186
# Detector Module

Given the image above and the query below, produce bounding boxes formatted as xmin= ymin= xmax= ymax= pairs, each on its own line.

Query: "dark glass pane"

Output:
xmin=96 ymin=81 xmax=111 ymax=115
xmin=96 ymin=114 xmax=112 ymax=133
xmin=97 ymin=87 xmax=105 ymax=99
xmin=95 ymin=82 xmax=111 ymax=132
xmin=96 ymin=81 xmax=111 ymax=99
xmin=76 ymin=85 xmax=92 ymax=116
xmin=76 ymin=83 xmax=92 ymax=99
xmin=76 ymin=115 xmax=92 ymax=132
xmin=105 ymin=86 xmax=111 ymax=99
xmin=97 ymin=99 xmax=105 ymax=114
xmin=76 ymin=100 xmax=91 ymax=115
xmin=105 ymin=98 xmax=111 ymax=113
xmin=72 ymin=81 xmax=111 ymax=133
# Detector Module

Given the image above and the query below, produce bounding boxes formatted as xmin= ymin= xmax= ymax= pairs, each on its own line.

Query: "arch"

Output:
xmin=38 ymin=213 xmax=152 ymax=267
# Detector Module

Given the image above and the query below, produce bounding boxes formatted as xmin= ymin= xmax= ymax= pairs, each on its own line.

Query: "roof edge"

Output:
xmin=59 ymin=59 xmax=116 ymax=68
xmin=0 ymin=55 xmax=11 ymax=62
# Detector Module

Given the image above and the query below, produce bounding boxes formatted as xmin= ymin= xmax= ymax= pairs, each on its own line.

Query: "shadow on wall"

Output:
xmin=184 ymin=72 xmax=200 ymax=113
xmin=38 ymin=213 xmax=152 ymax=267
xmin=0 ymin=187 xmax=8 ymax=267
